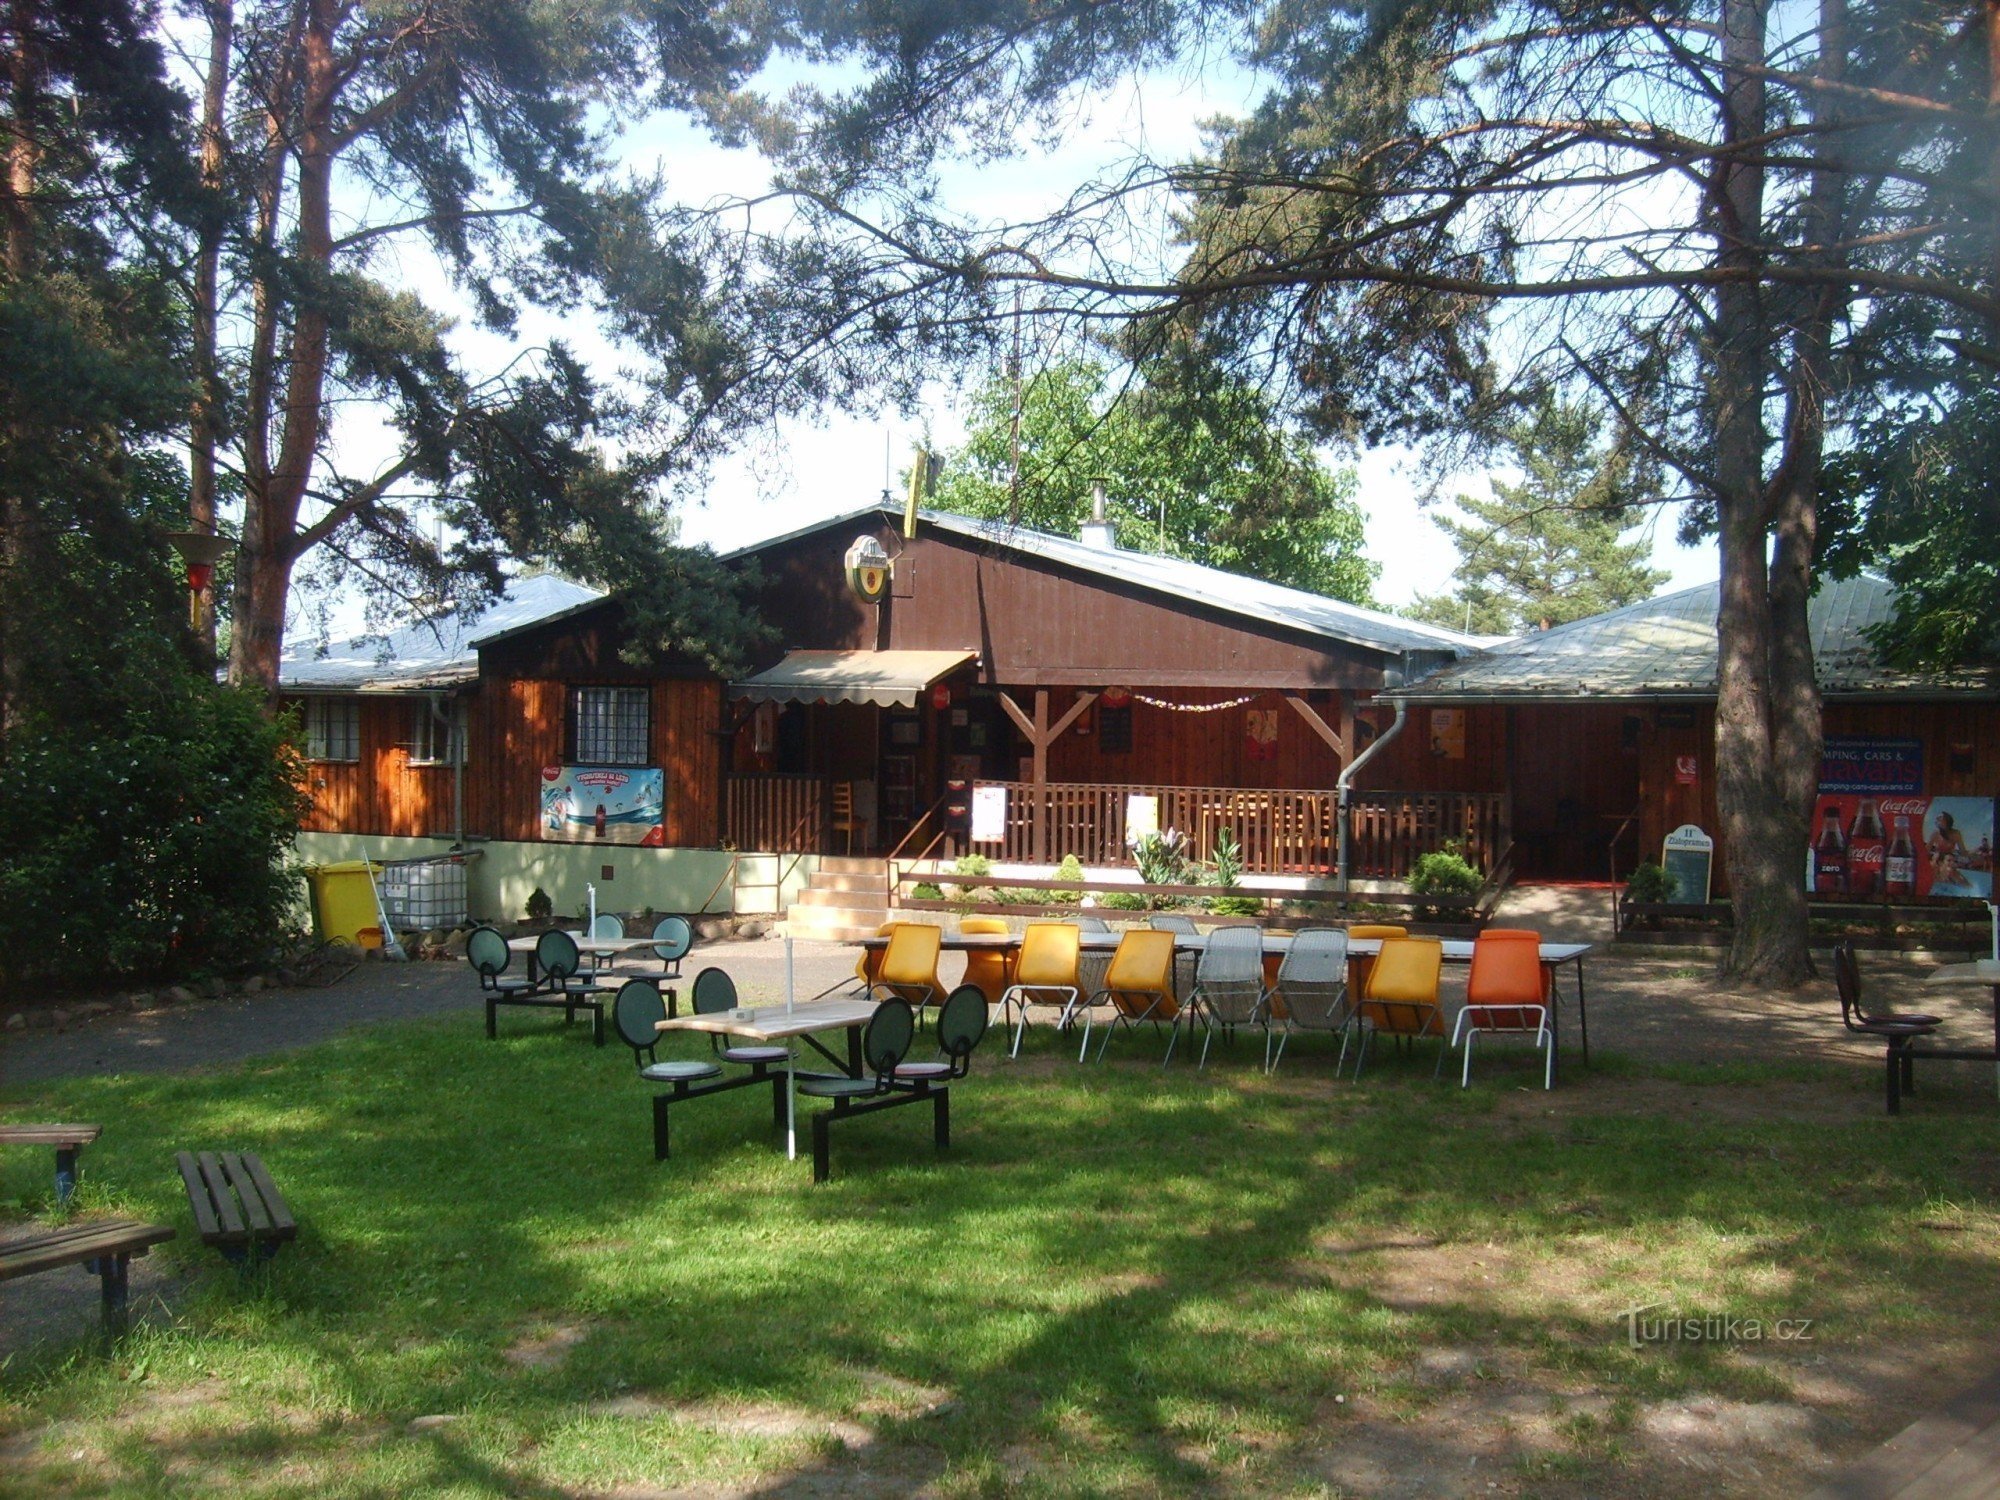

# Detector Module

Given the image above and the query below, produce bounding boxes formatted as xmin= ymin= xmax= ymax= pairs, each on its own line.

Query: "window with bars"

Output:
xmin=303 ymin=698 xmax=361 ymax=762
xmin=569 ymin=685 xmax=650 ymax=766
xmin=408 ymin=702 xmax=463 ymax=765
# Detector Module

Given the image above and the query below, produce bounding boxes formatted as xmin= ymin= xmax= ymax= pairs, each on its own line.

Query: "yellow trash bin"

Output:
xmin=306 ymin=861 xmax=384 ymax=946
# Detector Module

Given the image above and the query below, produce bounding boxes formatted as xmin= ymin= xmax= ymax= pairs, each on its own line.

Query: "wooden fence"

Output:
xmin=724 ymin=774 xmax=827 ymax=853
xmin=973 ymin=781 xmax=1510 ymax=879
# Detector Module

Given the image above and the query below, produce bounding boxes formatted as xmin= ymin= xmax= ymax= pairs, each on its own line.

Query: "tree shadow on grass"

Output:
xmin=3 ymin=1012 xmax=2000 ymax=1495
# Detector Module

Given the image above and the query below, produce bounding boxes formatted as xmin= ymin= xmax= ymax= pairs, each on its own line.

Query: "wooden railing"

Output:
xmin=1344 ymin=791 xmax=1511 ymax=879
xmin=973 ymin=781 xmax=1511 ymax=879
xmin=724 ymin=774 xmax=828 ymax=853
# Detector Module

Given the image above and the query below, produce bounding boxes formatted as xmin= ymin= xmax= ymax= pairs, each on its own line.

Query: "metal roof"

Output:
xmin=278 ymin=574 xmax=605 ymax=692
xmin=1388 ymin=574 xmax=2000 ymax=702
xmin=727 ymin=504 xmax=1482 ymax=660
xmin=729 ymin=649 xmax=978 ymax=707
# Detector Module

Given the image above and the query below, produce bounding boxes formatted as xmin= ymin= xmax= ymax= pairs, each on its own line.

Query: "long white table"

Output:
xmin=1923 ymin=959 xmax=2000 ymax=1098
xmin=507 ymin=931 xmax=660 ymax=982
xmin=852 ymin=928 xmax=1595 ymax=1075
xmin=656 ymin=998 xmax=877 ymax=1159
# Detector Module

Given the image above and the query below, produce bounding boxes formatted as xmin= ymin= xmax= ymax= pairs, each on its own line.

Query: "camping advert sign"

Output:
xmin=540 ymin=765 xmax=665 ymax=846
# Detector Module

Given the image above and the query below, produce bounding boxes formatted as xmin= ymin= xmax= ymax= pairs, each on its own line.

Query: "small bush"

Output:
xmin=1408 ymin=842 xmax=1483 ymax=899
xmin=525 ymin=887 xmax=553 ymax=921
xmin=1050 ymin=854 xmax=1085 ymax=903
xmin=911 ymin=882 xmax=944 ymax=901
xmin=953 ymin=853 xmax=993 ymax=878
xmin=994 ymin=887 xmax=1043 ymax=907
xmin=1207 ymin=893 xmax=1265 ymax=917
xmin=1209 ymin=827 xmax=1245 ymax=891
xmin=1625 ymin=861 xmax=1678 ymax=905
xmin=1099 ymin=890 xmax=1149 ymax=911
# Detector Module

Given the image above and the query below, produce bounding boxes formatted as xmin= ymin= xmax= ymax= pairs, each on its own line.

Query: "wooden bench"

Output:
xmin=175 ymin=1151 xmax=297 ymax=1264
xmin=0 ymin=1219 xmax=174 ymax=1335
xmin=0 ymin=1123 xmax=103 ymax=1205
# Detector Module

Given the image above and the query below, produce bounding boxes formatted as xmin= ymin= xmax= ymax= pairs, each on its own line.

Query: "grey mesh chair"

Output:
xmin=1187 ymin=925 xmax=1268 ymax=1069
xmin=1073 ymin=913 xmax=1112 ymax=1008
xmin=1149 ymin=914 xmax=1198 ymax=934
xmin=1264 ymin=928 xmax=1350 ymax=1073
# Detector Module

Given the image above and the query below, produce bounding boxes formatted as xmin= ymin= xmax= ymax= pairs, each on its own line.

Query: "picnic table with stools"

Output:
xmin=175 ymin=1150 xmax=297 ymax=1263
xmin=0 ymin=1122 xmax=102 ymax=1205
xmin=0 ymin=1219 xmax=174 ymax=1335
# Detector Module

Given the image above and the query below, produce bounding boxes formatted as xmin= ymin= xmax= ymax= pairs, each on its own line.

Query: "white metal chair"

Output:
xmin=1187 ymin=925 xmax=1267 ymax=1069
xmin=1263 ymin=929 xmax=1350 ymax=1073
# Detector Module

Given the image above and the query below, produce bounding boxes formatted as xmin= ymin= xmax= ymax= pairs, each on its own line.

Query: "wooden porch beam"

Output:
xmin=995 ymin=689 xmax=1037 ymax=744
xmin=1046 ymin=690 xmax=1098 ymax=742
xmin=1285 ymin=692 xmax=1348 ymax=763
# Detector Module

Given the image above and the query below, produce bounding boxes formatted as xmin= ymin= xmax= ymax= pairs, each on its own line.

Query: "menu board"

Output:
xmin=1661 ymin=824 xmax=1714 ymax=905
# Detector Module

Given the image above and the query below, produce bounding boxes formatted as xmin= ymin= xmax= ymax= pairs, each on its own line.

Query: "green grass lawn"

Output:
xmin=4 ymin=1010 xmax=2000 ymax=1497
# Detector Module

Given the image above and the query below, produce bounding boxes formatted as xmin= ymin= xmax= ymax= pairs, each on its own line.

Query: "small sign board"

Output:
xmin=1125 ymin=793 xmax=1160 ymax=846
xmin=1661 ymin=823 xmax=1714 ymax=905
xmin=970 ymin=784 xmax=1008 ymax=844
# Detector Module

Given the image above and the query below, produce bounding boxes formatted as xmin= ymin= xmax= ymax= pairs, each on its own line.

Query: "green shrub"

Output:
xmin=1129 ymin=829 xmax=1191 ymax=888
xmin=1050 ymin=854 xmax=1085 ymax=904
xmin=994 ymin=887 xmax=1043 ymax=907
xmin=911 ymin=882 xmax=944 ymax=901
xmin=1625 ymin=861 xmax=1678 ymax=905
xmin=1207 ymin=894 xmax=1265 ymax=917
xmin=1408 ymin=842 xmax=1483 ymax=899
xmin=1209 ymin=827 xmax=1244 ymax=891
xmin=525 ymin=887 xmax=554 ymax=921
xmin=1099 ymin=890 xmax=1149 ymax=911
xmin=0 ymin=678 xmax=307 ymax=989
xmin=949 ymin=852 xmax=994 ymax=898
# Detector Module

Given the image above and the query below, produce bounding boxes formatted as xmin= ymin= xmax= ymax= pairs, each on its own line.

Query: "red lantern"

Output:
xmin=930 ymin=682 xmax=952 ymax=711
xmin=1101 ymin=686 xmax=1132 ymax=709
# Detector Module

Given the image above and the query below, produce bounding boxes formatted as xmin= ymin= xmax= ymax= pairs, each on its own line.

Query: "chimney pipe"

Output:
xmin=1081 ymin=479 xmax=1117 ymax=550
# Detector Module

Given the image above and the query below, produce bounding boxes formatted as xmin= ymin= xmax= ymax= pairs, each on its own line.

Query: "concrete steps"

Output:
xmin=783 ymin=857 xmax=894 ymax=941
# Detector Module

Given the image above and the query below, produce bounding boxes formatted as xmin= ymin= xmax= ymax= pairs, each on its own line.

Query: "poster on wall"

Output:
xmin=1429 ymin=708 xmax=1466 ymax=759
xmin=971 ymin=785 xmax=1008 ymax=844
xmin=1244 ymin=707 xmax=1280 ymax=762
xmin=1818 ymin=736 xmax=1924 ymax=794
xmin=1809 ymin=789 xmax=1994 ymax=900
xmin=1125 ymin=793 xmax=1160 ymax=846
xmin=540 ymin=765 xmax=665 ymax=846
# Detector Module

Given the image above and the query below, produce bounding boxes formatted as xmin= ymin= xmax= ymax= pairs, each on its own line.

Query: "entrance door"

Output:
xmin=1509 ymin=705 xmax=1642 ymax=880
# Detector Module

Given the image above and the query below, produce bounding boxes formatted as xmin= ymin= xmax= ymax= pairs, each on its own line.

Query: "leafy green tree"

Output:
xmin=1408 ymin=396 xmax=1666 ymax=635
xmin=933 ymin=359 xmax=1378 ymax=601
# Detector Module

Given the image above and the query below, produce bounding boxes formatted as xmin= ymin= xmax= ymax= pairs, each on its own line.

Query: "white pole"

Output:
xmin=587 ymin=882 xmax=597 ymax=936
xmin=785 ymin=935 xmax=796 ymax=1013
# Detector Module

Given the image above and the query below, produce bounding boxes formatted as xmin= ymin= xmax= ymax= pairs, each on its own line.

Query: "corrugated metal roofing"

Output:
xmin=726 ymin=504 xmax=1482 ymax=659
xmin=278 ymin=574 xmax=605 ymax=692
xmin=1389 ymin=574 xmax=2000 ymax=701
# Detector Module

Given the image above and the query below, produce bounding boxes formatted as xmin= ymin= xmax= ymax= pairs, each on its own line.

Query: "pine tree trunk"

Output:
xmin=1711 ymin=0 xmax=1814 ymax=985
xmin=187 ymin=0 xmax=232 ymax=658
xmin=1 ymin=0 xmax=41 ymax=737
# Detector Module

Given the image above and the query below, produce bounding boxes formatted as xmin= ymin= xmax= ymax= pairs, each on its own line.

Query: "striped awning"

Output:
xmin=728 ymin=649 xmax=976 ymax=708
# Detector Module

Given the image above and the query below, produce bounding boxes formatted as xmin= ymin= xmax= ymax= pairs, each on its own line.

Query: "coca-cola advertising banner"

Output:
xmin=1809 ymin=791 xmax=1994 ymax=901
xmin=539 ymin=765 xmax=665 ymax=847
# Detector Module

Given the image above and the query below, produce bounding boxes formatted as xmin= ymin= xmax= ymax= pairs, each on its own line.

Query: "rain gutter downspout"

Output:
xmin=1336 ymin=698 xmax=1407 ymax=891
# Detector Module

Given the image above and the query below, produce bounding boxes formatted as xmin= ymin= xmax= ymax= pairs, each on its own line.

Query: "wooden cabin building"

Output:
xmin=1383 ymin=577 xmax=2000 ymax=892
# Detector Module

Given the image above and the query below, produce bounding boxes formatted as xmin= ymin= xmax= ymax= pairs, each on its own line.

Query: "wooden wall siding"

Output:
xmin=1040 ymin=689 xmax=1351 ymax=789
xmin=1341 ymin=705 xmax=1511 ymax=796
xmin=294 ymin=697 xmax=457 ymax=837
xmin=748 ymin=523 xmax=1402 ymax=691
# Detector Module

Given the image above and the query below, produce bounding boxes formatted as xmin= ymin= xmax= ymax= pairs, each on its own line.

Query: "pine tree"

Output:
xmin=1409 ymin=397 xmax=1667 ymax=636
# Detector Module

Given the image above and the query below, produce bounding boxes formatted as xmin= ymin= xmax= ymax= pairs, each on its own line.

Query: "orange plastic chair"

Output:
xmin=1082 ymin=929 xmax=1184 ymax=1065
xmin=1346 ymin=923 xmax=1408 ymax=999
xmin=1454 ymin=935 xmax=1554 ymax=1089
xmin=1354 ymin=937 xmax=1444 ymax=1079
xmin=874 ymin=923 xmax=945 ymax=1017
xmin=998 ymin=922 xmax=1083 ymax=1057
xmin=958 ymin=918 xmax=1015 ymax=1007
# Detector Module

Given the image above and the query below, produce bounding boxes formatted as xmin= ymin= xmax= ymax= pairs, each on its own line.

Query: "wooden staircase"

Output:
xmin=783 ymin=857 xmax=896 ymax=942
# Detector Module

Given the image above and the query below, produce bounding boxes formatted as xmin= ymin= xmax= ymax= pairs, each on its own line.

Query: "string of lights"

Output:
xmin=1128 ymin=692 xmax=1258 ymax=713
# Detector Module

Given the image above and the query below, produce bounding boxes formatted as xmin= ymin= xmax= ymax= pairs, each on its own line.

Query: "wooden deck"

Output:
xmin=1807 ymin=1368 xmax=2000 ymax=1498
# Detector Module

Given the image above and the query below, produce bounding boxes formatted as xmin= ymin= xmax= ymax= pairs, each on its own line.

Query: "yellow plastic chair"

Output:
xmin=958 ymin=918 xmax=1015 ymax=1007
xmin=1353 ymin=937 xmax=1445 ymax=1080
xmin=998 ymin=923 xmax=1082 ymax=1057
xmin=1346 ymin=922 xmax=1408 ymax=999
xmin=873 ymin=922 xmax=945 ymax=1018
xmin=1082 ymin=929 xmax=1185 ymax=1065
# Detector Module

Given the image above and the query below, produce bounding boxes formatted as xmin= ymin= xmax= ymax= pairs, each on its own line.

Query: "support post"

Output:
xmin=1032 ymin=689 xmax=1049 ymax=863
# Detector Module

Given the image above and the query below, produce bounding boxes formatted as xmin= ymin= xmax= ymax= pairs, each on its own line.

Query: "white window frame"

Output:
xmin=407 ymin=700 xmax=463 ymax=766
xmin=303 ymin=697 xmax=361 ymax=763
xmin=571 ymin=685 xmax=650 ymax=767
